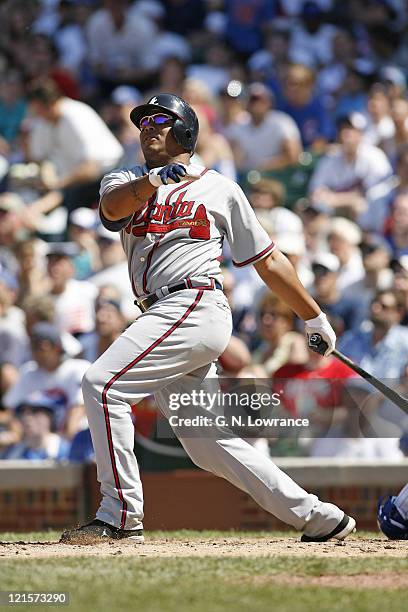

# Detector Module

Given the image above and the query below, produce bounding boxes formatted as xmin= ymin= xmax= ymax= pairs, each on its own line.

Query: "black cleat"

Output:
xmin=60 ymin=519 xmax=144 ymax=544
xmin=301 ymin=514 xmax=356 ymax=542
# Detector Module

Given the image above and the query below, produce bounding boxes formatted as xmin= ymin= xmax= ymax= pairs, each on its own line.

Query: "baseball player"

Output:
xmin=377 ymin=484 xmax=408 ymax=539
xmin=61 ymin=94 xmax=356 ymax=544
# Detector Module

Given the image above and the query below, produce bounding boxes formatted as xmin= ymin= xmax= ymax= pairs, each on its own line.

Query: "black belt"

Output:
xmin=135 ymin=278 xmax=222 ymax=312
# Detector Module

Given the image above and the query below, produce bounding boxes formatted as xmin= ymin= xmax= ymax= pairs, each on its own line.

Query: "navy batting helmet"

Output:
xmin=130 ymin=93 xmax=199 ymax=154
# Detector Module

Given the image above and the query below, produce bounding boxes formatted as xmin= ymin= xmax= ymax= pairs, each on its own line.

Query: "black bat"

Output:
xmin=308 ymin=334 xmax=408 ymax=415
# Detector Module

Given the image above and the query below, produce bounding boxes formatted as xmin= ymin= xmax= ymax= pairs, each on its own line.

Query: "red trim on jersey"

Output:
xmin=101 ymin=291 xmax=204 ymax=529
xmin=233 ymin=242 xmax=276 ymax=267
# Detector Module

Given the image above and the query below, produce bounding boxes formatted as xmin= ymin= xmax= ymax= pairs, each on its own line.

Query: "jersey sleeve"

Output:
xmin=223 ymin=182 xmax=275 ymax=267
xmin=99 ymin=168 xmax=133 ymax=232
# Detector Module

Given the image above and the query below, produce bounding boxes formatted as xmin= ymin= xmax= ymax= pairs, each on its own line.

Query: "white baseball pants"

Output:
xmin=82 ymin=288 xmax=343 ymax=536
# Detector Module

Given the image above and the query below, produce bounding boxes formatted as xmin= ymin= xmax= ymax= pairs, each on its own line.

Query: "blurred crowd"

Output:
xmin=1 ymin=0 xmax=408 ymax=465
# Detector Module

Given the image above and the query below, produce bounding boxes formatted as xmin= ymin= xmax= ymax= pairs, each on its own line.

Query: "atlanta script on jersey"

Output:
xmin=99 ymin=163 xmax=275 ymax=297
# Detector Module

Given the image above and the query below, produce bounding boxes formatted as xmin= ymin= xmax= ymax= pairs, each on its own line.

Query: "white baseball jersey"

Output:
xmin=99 ymin=163 xmax=275 ymax=297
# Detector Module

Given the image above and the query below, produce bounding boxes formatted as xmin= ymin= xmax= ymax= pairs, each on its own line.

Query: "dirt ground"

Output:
xmin=0 ymin=535 xmax=406 ymax=560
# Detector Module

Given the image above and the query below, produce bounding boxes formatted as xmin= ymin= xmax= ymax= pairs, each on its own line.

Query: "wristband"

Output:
xmin=305 ymin=312 xmax=327 ymax=326
xmin=148 ymin=167 xmax=164 ymax=188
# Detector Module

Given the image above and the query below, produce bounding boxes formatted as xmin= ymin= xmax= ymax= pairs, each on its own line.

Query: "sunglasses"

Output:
xmin=139 ymin=113 xmax=173 ymax=129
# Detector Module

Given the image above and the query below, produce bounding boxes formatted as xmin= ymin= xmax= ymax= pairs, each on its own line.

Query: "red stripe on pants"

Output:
xmin=101 ymin=290 xmax=204 ymax=529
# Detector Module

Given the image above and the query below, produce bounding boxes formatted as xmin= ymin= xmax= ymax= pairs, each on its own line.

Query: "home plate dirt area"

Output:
xmin=0 ymin=533 xmax=406 ymax=559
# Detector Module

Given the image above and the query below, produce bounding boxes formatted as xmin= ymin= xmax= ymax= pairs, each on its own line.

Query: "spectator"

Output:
xmin=0 ymin=405 xmax=21 ymax=456
xmin=273 ymin=344 xmax=356 ymax=419
xmin=344 ymin=234 xmax=394 ymax=311
xmin=25 ymin=78 xmax=123 ymax=220
xmin=68 ymin=207 xmax=101 ymax=280
xmin=392 ymin=257 xmax=408 ymax=325
xmin=23 ymin=33 xmax=81 ymax=99
xmin=385 ymin=193 xmax=408 ymax=258
xmin=68 ymin=426 xmax=94 ymax=463
xmin=0 ymin=268 xmax=26 ymax=393
xmin=289 ymin=1 xmax=337 ymax=67
xmin=194 ymin=106 xmax=236 ymax=180
xmin=224 ymin=0 xmax=277 ymax=58
xmin=0 ymin=70 xmax=26 ymax=152
xmin=309 ymin=112 xmax=393 ymax=228
xmin=317 ymin=30 xmax=357 ymax=97
xmin=310 ymin=379 xmax=404 ymax=459
xmin=363 ymin=84 xmax=395 ymax=150
xmin=3 ymin=322 xmax=90 ymax=439
xmin=89 ymin=226 xmax=138 ymax=322
xmin=274 ymin=232 xmax=313 ymax=290
xmin=40 ymin=0 xmax=89 ymax=76
xmin=187 ymin=40 xmax=232 ymax=95
xmin=152 ymin=56 xmax=187 ymax=98
xmin=294 ymin=198 xmax=331 ymax=258
xmin=339 ymin=290 xmax=408 ymax=379
xmin=248 ymin=178 xmax=286 ymax=211
xmin=45 ymin=242 xmax=98 ymax=336
xmin=311 ymin=252 xmax=367 ymax=335
xmin=387 ymin=98 xmax=408 ymax=166
xmin=335 ymin=65 xmax=371 ymax=120
xmin=327 ymin=217 xmax=364 ymax=293
xmin=2 ymin=391 xmax=70 ymax=460
xmin=226 ymin=82 xmax=302 ymax=174
xmin=380 ymin=66 xmax=407 ymax=104
xmin=0 ymin=266 xmax=25 ymax=339
xmin=249 ymin=25 xmax=291 ymax=91
xmin=218 ymin=80 xmax=248 ymax=134
xmin=85 ymin=0 xmax=157 ymax=94
xmin=252 ymin=292 xmax=308 ymax=376
xmin=104 ymin=85 xmax=143 ymax=168
xmin=14 ymin=237 xmax=50 ymax=307
xmin=162 ymin=0 xmax=207 ymax=38
xmin=0 ymin=193 xmax=26 ymax=275
xmin=80 ymin=297 xmax=126 ymax=362
xmin=218 ymin=335 xmax=252 ymax=376
xmin=278 ymin=64 xmax=334 ymax=150
xmin=22 ymin=294 xmax=82 ymax=361
xmin=134 ymin=1 xmax=191 ymax=74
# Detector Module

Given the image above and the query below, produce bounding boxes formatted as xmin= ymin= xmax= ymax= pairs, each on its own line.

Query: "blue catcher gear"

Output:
xmin=377 ymin=495 xmax=408 ymax=540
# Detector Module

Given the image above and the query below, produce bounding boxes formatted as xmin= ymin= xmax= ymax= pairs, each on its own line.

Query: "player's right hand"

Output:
xmin=148 ymin=164 xmax=201 ymax=187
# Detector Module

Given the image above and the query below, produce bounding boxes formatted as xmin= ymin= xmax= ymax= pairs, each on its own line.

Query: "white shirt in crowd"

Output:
xmin=337 ymin=249 xmax=365 ymax=294
xmin=3 ymin=357 xmax=90 ymax=428
xmin=226 ymin=111 xmax=301 ymax=171
xmin=290 ymin=23 xmax=338 ymax=66
xmin=51 ymin=279 xmax=98 ymax=335
xmin=363 ymin=116 xmax=396 ymax=149
xmin=89 ymin=262 xmax=140 ymax=322
xmin=28 ymin=98 xmax=123 ymax=182
xmin=309 ymin=142 xmax=392 ymax=195
xmin=86 ymin=5 xmax=156 ymax=72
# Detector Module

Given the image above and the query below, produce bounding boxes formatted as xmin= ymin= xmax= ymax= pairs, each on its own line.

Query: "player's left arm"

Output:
xmin=254 ymin=249 xmax=336 ymax=356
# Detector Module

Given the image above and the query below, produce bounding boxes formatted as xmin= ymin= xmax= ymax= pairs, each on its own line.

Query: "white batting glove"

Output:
xmin=304 ymin=312 xmax=336 ymax=356
xmin=148 ymin=163 xmax=201 ymax=187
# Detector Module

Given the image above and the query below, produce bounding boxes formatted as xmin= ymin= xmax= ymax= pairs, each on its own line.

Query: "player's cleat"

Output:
xmin=301 ymin=514 xmax=356 ymax=542
xmin=60 ymin=519 xmax=144 ymax=544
